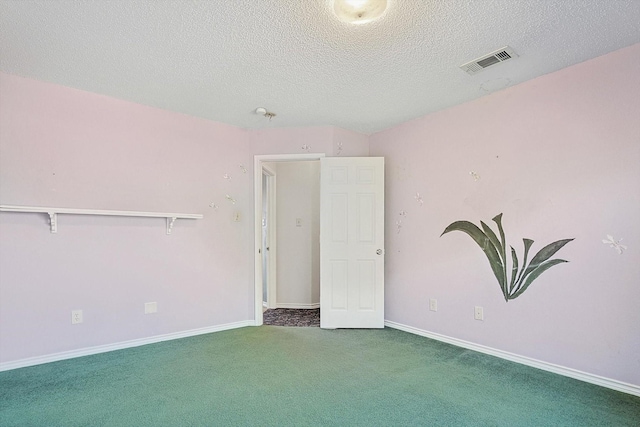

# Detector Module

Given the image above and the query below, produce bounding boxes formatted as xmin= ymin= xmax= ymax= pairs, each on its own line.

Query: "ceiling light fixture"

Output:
xmin=255 ymin=107 xmax=276 ymax=120
xmin=332 ymin=0 xmax=388 ymax=25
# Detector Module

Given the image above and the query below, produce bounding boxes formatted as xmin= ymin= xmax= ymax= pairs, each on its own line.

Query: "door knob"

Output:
xmin=376 ymin=249 xmax=383 ymax=255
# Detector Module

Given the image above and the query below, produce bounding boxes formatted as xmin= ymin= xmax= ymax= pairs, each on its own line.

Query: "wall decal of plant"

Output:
xmin=441 ymin=213 xmax=573 ymax=301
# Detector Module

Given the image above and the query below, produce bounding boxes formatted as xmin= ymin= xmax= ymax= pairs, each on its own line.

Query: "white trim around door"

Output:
xmin=253 ymin=153 xmax=325 ymax=326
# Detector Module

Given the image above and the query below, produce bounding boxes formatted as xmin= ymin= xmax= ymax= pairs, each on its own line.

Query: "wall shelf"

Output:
xmin=0 ymin=205 xmax=203 ymax=234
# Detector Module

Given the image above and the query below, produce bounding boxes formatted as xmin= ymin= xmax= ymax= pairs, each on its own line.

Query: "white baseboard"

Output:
xmin=275 ymin=303 xmax=320 ymax=309
xmin=0 ymin=320 xmax=253 ymax=372
xmin=384 ymin=320 xmax=640 ymax=397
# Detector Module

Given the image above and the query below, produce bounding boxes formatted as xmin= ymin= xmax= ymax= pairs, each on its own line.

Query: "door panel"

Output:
xmin=330 ymin=260 xmax=348 ymax=310
xmin=330 ymin=194 xmax=348 ymax=242
xmin=320 ymin=157 xmax=384 ymax=329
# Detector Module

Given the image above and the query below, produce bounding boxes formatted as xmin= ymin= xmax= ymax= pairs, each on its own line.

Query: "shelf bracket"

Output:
xmin=166 ymin=217 xmax=177 ymax=235
xmin=47 ymin=212 xmax=58 ymax=233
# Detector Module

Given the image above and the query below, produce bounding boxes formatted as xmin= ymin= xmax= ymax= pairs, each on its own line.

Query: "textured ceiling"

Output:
xmin=1 ymin=0 xmax=639 ymax=134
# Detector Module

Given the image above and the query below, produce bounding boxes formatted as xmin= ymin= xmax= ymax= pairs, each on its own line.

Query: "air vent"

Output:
xmin=460 ymin=46 xmax=519 ymax=75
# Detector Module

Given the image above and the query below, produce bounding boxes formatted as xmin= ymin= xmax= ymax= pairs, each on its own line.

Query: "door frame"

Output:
xmin=253 ymin=153 xmax=325 ymax=326
xmin=261 ymin=164 xmax=277 ymax=309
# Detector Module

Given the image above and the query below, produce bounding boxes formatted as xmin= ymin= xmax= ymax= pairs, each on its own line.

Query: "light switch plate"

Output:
xmin=145 ymin=302 xmax=158 ymax=314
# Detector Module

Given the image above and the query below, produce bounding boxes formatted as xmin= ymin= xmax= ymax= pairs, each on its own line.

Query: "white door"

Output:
xmin=320 ymin=157 xmax=384 ymax=329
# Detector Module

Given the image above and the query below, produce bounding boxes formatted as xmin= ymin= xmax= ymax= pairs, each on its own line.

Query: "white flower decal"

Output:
xmin=602 ymin=235 xmax=627 ymax=254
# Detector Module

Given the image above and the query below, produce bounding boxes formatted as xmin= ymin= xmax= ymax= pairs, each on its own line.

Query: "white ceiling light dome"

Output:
xmin=332 ymin=0 xmax=388 ymax=25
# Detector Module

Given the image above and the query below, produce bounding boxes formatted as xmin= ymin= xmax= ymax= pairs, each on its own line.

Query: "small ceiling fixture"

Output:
xmin=255 ymin=107 xmax=276 ymax=120
xmin=332 ymin=0 xmax=388 ymax=25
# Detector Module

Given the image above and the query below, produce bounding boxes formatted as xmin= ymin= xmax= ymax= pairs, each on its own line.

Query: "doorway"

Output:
xmin=254 ymin=155 xmax=385 ymax=329
xmin=254 ymin=154 xmax=325 ymax=326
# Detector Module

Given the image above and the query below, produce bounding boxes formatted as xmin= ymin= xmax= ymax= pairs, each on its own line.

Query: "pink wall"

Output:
xmin=332 ymin=127 xmax=369 ymax=157
xmin=250 ymin=126 xmax=334 ymax=155
xmin=369 ymin=44 xmax=640 ymax=385
xmin=1 ymin=44 xmax=638 ymax=387
xmin=0 ymin=74 xmax=255 ymax=362
xmin=0 ymin=73 xmax=368 ymax=365
xmin=249 ymin=125 xmax=369 ymax=157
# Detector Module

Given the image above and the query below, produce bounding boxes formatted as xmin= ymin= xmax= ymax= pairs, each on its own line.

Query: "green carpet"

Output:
xmin=1 ymin=326 xmax=638 ymax=426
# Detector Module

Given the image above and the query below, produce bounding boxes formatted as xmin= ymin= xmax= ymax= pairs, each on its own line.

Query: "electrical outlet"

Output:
xmin=429 ymin=298 xmax=438 ymax=312
xmin=474 ymin=306 xmax=484 ymax=321
xmin=233 ymin=212 xmax=241 ymax=222
xmin=296 ymin=218 xmax=302 ymax=227
xmin=144 ymin=302 xmax=158 ymax=314
xmin=71 ymin=310 xmax=83 ymax=324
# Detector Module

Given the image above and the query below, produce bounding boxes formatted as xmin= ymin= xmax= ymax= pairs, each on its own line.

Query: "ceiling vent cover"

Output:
xmin=460 ymin=46 xmax=519 ymax=75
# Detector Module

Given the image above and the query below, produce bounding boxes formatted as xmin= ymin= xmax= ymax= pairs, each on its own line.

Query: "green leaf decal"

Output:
xmin=509 ymin=246 xmax=519 ymax=294
xmin=515 ymin=238 xmax=534 ymax=285
xmin=492 ymin=214 xmax=508 ymax=298
xmin=520 ymin=239 xmax=574 ymax=282
xmin=441 ymin=221 xmax=505 ymax=289
xmin=441 ymin=215 xmax=572 ymax=301
xmin=481 ymin=221 xmax=507 ymax=299
xmin=511 ymin=259 xmax=568 ymax=299
xmin=481 ymin=221 xmax=503 ymax=256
